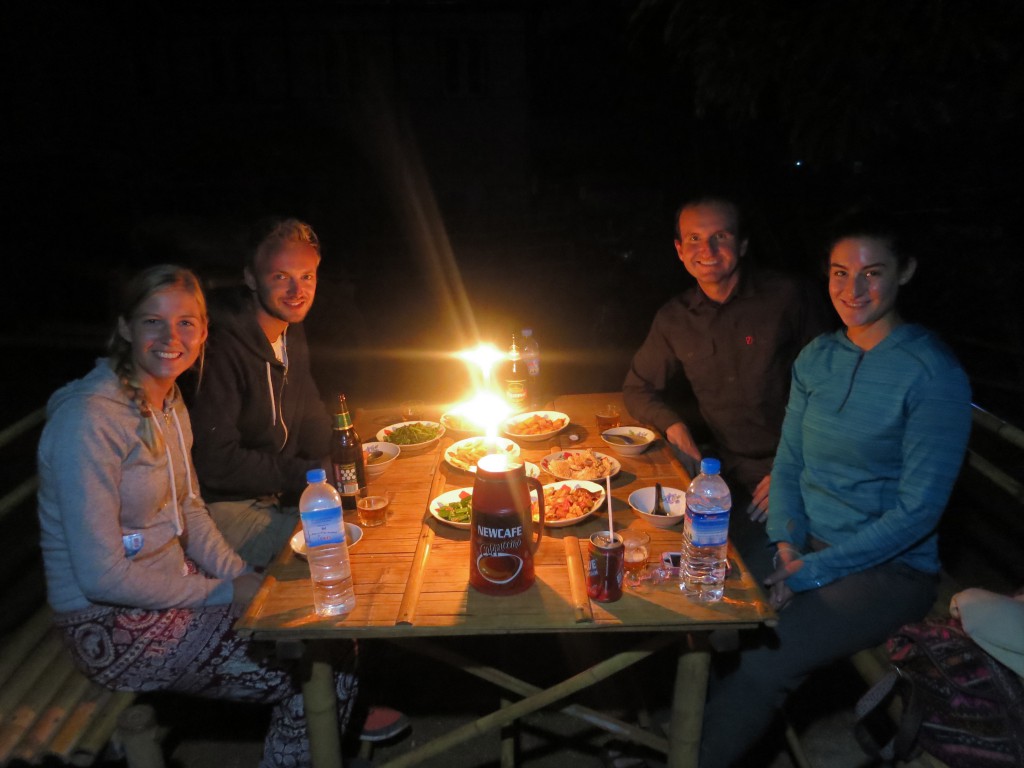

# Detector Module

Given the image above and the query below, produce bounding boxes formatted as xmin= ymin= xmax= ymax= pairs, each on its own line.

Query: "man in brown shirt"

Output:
xmin=624 ymin=197 xmax=831 ymax=530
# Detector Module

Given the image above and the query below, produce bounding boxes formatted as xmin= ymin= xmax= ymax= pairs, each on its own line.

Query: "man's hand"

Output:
xmin=665 ymin=422 xmax=701 ymax=478
xmin=746 ymin=474 xmax=771 ymax=523
xmin=764 ymin=544 xmax=803 ymax=611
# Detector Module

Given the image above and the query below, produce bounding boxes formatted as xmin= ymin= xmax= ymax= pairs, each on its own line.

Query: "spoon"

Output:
xmin=604 ymin=434 xmax=636 ymax=445
xmin=365 ymin=449 xmax=385 ymax=464
xmin=652 ymin=482 xmax=667 ymax=515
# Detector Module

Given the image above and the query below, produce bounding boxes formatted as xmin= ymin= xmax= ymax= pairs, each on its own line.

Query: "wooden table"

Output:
xmin=236 ymin=393 xmax=774 ymax=767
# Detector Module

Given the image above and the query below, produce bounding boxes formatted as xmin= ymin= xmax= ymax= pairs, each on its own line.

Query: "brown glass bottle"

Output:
xmin=500 ymin=333 xmax=529 ymax=412
xmin=330 ymin=393 xmax=366 ymax=510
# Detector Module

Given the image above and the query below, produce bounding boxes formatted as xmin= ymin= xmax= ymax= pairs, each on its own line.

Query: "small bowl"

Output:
xmin=600 ymin=426 xmax=657 ymax=456
xmin=362 ymin=441 xmax=400 ymax=478
xmin=628 ymin=485 xmax=687 ymax=528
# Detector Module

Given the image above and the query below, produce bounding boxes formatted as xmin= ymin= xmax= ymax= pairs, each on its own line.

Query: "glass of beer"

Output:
xmin=595 ymin=403 xmax=621 ymax=430
xmin=356 ymin=488 xmax=390 ymax=527
xmin=620 ymin=529 xmax=651 ymax=588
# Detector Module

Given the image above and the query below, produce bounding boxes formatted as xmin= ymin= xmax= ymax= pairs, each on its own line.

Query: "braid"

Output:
xmin=112 ymin=357 xmax=163 ymax=454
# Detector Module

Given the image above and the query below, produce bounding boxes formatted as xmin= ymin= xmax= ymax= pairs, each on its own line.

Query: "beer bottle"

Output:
xmin=501 ymin=334 xmax=529 ymax=412
xmin=330 ymin=393 xmax=366 ymax=510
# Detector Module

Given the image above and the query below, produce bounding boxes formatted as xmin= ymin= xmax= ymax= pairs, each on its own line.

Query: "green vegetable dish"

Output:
xmin=385 ymin=422 xmax=442 ymax=445
xmin=436 ymin=492 xmax=472 ymax=523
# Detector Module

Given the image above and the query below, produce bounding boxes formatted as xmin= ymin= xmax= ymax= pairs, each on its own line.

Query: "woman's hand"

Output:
xmin=231 ymin=572 xmax=263 ymax=606
xmin=764 ymin=544 xmax=803 ymax=611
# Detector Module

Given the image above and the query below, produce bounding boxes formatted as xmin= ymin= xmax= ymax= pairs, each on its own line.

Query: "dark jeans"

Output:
xmin=699 ymin=560 xmax=937 ymax=768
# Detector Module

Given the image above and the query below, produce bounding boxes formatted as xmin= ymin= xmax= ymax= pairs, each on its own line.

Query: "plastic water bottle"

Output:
xmin=520 ymin=328 xmax=541 ymax=406
xmin=682 ymin=458 xmax=731 ymax=602
xmin=299 ymin=468 xmax=356 ymax=616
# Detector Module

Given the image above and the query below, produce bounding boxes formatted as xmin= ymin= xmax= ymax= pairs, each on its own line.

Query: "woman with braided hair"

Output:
xmin=37 ymin=264 xmax=357 ymax=767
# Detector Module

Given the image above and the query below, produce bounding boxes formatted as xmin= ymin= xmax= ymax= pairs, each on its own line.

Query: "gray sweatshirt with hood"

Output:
xmin=37 ymin=360 xmax=247 ymax=614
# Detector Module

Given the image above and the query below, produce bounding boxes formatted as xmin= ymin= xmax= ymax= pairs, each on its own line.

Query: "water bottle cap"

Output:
xmin=306 ymin=468 xmax=327 ymax=483
xmin=522 ymin=328 xmax=533 ymax=337
xmin=700 ymin=458 xmax=721 ymax=475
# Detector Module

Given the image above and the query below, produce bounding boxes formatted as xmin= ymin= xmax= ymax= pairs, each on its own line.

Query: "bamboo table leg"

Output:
xmin=666 ymin=635 xmax=710 ymax=768
xmin=301 ymin=642 xmax=342 ymax=768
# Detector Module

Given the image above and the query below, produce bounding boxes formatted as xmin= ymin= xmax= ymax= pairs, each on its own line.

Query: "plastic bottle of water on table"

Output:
xmin=682 ymin=458 xmax=731 ymax=602
xmin=299 ymin=468 xmax=356 ymax=616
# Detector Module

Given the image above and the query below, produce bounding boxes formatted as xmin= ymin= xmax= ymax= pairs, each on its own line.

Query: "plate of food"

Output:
xmin=539 ymin=448 xmax=621 ymax=481
xmin=501 ymin=411 xmax=570 ymax=442
xmin=376 ymin=420 xmax=445 ymax=452
xmin=429 ymin=487 xmax=474 ymax=529
xmin=444 ymin=436 xmax=521 ymax=473
xmin=439 ymin=410 xmax=485 ymax=439
xmin=531 ymin=480 xmax=605 ymax=527
xmin=290 ymin=523 xmax=363 ymax=559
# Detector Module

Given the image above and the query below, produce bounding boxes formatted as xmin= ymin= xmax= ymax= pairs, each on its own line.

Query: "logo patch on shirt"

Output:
xmin=745 ymin=335 xmax=754 ymax=345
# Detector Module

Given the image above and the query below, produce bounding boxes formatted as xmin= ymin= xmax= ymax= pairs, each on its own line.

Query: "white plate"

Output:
xmin=531 ymin=480 xmax=605 ymax=528
xmin=539 ymin=449 xmax=621 ymax=481
xmin=439 ymin=411 xmax=484 ymax=438
xmin=500 ymin=410 xmax=570 ymax=443
xmin=444 ymin=436 xmax=521 ymax=473
xmin=375 ymin=420 xmax=445 ymax=452
xmin=290 ymin=523 xmax=363 ymax=559
xmin=520 ymin=461 xmax=541 ymax=479
xmin=429 ymin=487 xmax=474 ymax=529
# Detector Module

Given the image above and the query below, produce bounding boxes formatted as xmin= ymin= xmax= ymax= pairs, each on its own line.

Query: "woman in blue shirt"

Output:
xmin=699 ymin=213 xmax=972 ymax=768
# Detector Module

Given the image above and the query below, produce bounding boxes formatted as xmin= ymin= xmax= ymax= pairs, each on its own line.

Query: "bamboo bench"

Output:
xmin=0 ymin=408 xmax=163 ymax=767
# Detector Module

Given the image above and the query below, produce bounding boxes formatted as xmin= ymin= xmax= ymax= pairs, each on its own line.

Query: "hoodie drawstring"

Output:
xmin=265 ymin=362 xmax=277 ymax=427
xmin=149 ymin=409 xmax=192 ymax=536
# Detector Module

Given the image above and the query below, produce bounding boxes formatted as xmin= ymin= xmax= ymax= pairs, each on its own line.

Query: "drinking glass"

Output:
xmin=620 ymin=530 xmax=651 ymax=588
xmin=400 ymin=400 xmax=425 ymax=421
xmin=595 ymin=403 xmax=621 ymax=430
xmin=356 ymin=487 xmax=390 ymax=528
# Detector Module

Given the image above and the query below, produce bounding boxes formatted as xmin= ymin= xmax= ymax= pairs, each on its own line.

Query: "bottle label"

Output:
xmin=505 ymin=379 xmax=528 ymax=406
xmin=333 ymin=461 xmax=360 ymax=495
xmin=684 ymin=510 xmax=729 ymax=548
xmin=334 ymin=412 xmax=353 ymax=429
xmin=525 ymin=359 xmax=540 ymax=377
xmin=300 ymin=506 xmax=346 ymax=547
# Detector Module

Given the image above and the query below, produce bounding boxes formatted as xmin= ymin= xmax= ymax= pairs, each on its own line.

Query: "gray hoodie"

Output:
xmin=37 ymin=360 xmax=246 ymax=614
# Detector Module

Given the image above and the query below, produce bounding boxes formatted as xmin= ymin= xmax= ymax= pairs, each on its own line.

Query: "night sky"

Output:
xmin=4 ymin=0 xmax=1024 ymax=420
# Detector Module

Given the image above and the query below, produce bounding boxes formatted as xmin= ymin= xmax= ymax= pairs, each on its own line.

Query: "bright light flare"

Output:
xmin=453 ymin=391 xmax=511 ymax=435
xmin=458 ymin=344 xmax=505 ymax=382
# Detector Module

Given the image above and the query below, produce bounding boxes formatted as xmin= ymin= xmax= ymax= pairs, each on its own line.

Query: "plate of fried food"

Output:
xmin=530 ymin=480 xmax=605 ymax=527
xmin=444 ymin=436 xmax=521 ymax=473
xmin=439 ymin=410 xmax=485 ymax=439
xmin=539 ymin=448 xmax=620 ymax=481
xmin=501 ymin=411 xmax=570 ymax=442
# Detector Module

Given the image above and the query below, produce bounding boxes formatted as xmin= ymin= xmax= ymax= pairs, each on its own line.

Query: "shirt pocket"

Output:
xmin=679 ymin=338 xmax=718 ymax=396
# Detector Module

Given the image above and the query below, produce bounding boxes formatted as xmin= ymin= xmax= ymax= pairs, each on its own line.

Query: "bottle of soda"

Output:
xmin=299 ymin=468 xmax=356 ymax=616
xmin=500 ymin=333 xmax=529 ymax=412
xmin=682 ymin=458 xmax=731 ymax=602
xmin=520 ymin=328 xmax=541 ymax=406
xmin=331 ymin=393 xmax=366 ymax=511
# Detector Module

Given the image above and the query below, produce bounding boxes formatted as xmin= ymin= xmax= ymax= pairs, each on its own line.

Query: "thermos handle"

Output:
xmin=525 ymin=476 xmax=544 ymax=552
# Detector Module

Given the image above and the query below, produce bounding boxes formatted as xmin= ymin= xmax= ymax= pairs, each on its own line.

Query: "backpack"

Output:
xmin=854 ymin=617 xmax=1024 ymax=767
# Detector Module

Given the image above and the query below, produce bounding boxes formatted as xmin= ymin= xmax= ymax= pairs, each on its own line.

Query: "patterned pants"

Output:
xmin=55 ymin=603 xmax=357 ymax=768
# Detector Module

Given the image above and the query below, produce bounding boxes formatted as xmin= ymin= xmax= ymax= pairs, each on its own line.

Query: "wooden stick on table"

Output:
xmin=562 ymin=536 xmax=593 ymax=623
